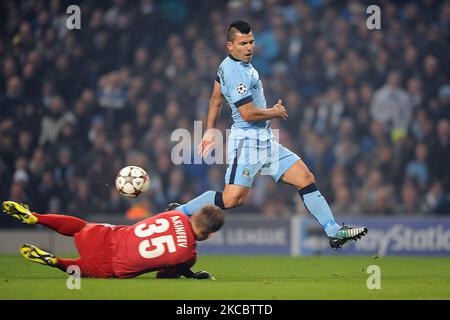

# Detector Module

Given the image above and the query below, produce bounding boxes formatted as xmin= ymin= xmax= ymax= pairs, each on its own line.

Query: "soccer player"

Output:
xmin=171 ymin=20 xmax=367 ymax=249
xmin=2 ymin=201 xmax=223 ymax=279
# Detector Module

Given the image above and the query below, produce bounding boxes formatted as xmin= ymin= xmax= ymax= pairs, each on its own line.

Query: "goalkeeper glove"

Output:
xmin=181 ymin=269 xmax=215 ymax=280
xmin=192 ymin=271 xmax=215 ymax=280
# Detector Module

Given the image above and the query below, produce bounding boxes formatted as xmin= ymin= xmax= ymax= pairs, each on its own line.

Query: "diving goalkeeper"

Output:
xmin=2 ymin=201 xmax=223 ymax=279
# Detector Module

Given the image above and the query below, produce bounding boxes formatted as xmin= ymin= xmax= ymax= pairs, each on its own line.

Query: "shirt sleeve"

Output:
xmin=224 ymin=67 xmax=253 ymax=108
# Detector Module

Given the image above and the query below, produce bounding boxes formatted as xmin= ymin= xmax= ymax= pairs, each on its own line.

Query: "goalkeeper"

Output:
xmin=2 ymin=201 xmax=223 ymax=280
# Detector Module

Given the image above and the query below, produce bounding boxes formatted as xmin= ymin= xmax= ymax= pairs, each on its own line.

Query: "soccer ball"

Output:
xmin=115 ymin=166 xmax=150 ymax=199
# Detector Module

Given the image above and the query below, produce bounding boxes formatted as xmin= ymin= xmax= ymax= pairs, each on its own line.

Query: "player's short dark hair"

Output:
xmin=196 ymin=205 xmax=224 ymax=235
xmin=227 ymin=20 xmax=252 ymax=42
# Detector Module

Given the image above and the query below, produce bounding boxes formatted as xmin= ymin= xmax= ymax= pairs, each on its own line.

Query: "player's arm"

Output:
xmin=156 ymin=268 xmax=213 ymax=279
xmin=198 ymin=80 xmax=224 ymax=157
xmin=239 ymin=99 xmax=288 ymax=122
xmin=156 ymin=267 xmax=183 ymax=279
xmin=156 ymin=258 xmax=214 ymax=280
xmin=206 ymin=80 xmax=224 ymax=130
xmin=227 ymin=66 xmax=287 ymax=122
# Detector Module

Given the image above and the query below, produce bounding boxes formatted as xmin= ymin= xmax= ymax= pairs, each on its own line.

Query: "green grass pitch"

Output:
xmin=1 ymin=255 xmax=449 ymax=299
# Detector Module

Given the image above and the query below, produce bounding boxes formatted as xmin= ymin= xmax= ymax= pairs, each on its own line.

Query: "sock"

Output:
xmin=299 ymin=184 xmax=341 ymax=237
xmin=57 ymin=258 xmax=82 ymax=272
xmin=34 ymin=214 xmax=87 ymax=236
xmin=176 ymin=191 xmax=225 ymax=216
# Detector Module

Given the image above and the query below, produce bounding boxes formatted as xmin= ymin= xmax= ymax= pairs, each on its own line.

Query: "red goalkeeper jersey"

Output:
xmin=109 ymin=211 xmax=197 ymax=278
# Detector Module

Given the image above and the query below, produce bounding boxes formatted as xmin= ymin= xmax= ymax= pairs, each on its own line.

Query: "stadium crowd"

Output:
xmin=1 ymin=0 xmax=449 ymax=223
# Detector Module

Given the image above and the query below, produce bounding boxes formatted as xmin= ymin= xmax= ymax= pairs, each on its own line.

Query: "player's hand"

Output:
xmin=180 ymin=268 xmax=215 ymax=280
xmin=192 ymin=271 xmax=215 ymax=280
xmin=273 ymin=99 xmax=288 ymax=120
xmin=198 ymin=130 xmax=216 ymax=158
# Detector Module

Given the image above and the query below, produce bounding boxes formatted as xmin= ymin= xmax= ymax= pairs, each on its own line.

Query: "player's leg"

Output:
xmin=19 ymin=243 xmax=58 ymax=268
xmin=267 ymin=141 xmax=367 ymax=248
xmin=2 ymin=201 xmax=38 ymax=224
xmin=221 ymin=184 xmax=251 ymax=208
xmin=279 ymin=159 xmax=368 ymax=248
xmin=174 ymin=189 xmax=221 ymax=215
xmin=174 ymin=184 xmax=251 ymax=215
xmin=56 ymin=258 xmax=82 ymax=273
xmin=20 ymin=243 xmax=84 ymax=274
xmin=2 ymin=201 xmax=87 ymax=236
xmin=174 ymin=138 xmax=256 ymax=215
xmin=279 ymin=159 xmax=341 ymax=236
xmin=33 ymin=214 xmax=87 ymax=236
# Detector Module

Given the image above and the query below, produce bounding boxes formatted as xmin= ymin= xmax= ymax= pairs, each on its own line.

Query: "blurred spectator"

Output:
xmin=428 ymin=119 xmax=450 ymax=191
xmin=8 ymin=180 xmax=28 ymax=204
xmin=34 ymin=170 xmax=58 ymax=212
xmin=433 ymin=84 xmax=450 ymax=120
xmin=38 ymin=96 xmax=76 ymax=147
xmin=331 ymin=186 xmax=358 ymax=216
xmin=134 ymin=99 xmax=152 ymax=138
xmin=125 ymin=198 xmax=152 ymax=220
xmin=28 ymin=147 xmax=47 ymax=181
xmin=358 ymin=169 xmax=384 ymax=214
xmin=97 ymin=71 xmax=129 ymax=128
xmin=406 ymin=77 xmax=423 ymax=109
xmin=421 ymin=55 xmax=446 ymax=104
xmin=405 ymin=143 xmax=429 ymax=191
xmin=53 ymin=147 xmax=75 ymax=187
xmin=166 ymin=167 xmax=185 ymax=202
xmin=425 ymin=181 xmax=450 ymax=215
xmin=16 ymin=130 xmax=34 ymax=159
xmin=370 ymin=71 xmax=413 ymax=132
xmin=13 ymin=156 xmax=30 ymax=186
xmin=397 ymin=181 xmax=426 ymax=215
xmin=368 ymin=187 xmax=396 ymax=215
xmin=1 ymin=76 xmax=25 ymax=118
xmin=107 ymin=188 xmax=129 ymax=213
xmin=67 ymin=178 xmax=94 ymax=217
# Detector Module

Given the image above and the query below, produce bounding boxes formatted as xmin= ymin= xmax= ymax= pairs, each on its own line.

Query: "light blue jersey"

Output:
xmin=217 ymin=55 xmax=273 ymax=140
xmin=216 ymin=55 xmax=300 ymax=187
